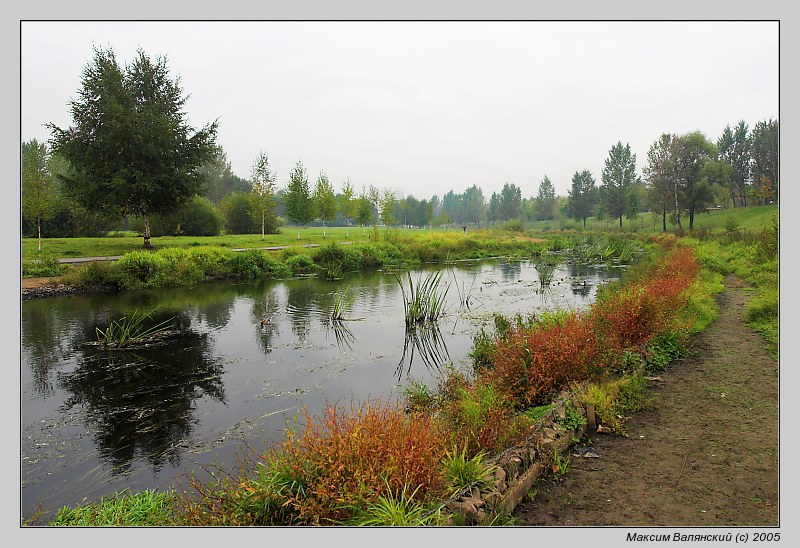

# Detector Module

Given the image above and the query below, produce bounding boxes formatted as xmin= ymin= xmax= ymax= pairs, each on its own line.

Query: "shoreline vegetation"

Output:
xmin=21 ymin=207 xmax=778 ymax=526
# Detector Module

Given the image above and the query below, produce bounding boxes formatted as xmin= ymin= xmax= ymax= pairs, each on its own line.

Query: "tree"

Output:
xmin=497 ymin=182 xmax=522 ymax=221
xmin=201 ymin=146 xmax=250 ymax=204
xmin=168 ymin=195 xmax=223 ymax=236
xmin=749 ymin=118 xmax=779 ymax=203
xmin=601 ymin=142 xmax=638 ymax=227
xmin=47 ymin=46 xmax=218 ymax=247
xmin=283 ymin=160 xmax=313 ymax=239
xmin=220 ymin=192 xmax=258 ymax=234
xmin=312 ymin=170 xmax=337 ymax=237
xmin=380 ymin=188 xmax=397 ymax=226
xmin=674 ymin=132 xmax=717 ymax=229
xmin=717 ymin=121 xmax=751 ymax=207
xmin=339 ymin=178 xmax=357 ymax=228
xmin=250 ymin=150 xmax=278 ymax=240
xmin=21 ymin=139 xmax=57 ymax=252
xmin=355 ymin=188 xmax=374 ymax=234
xmin=535 ymin=176 xmax=556 ymax=221
xmin=567 ymin=170 xmax=596 ymax=228
xmin=643 ymin=134 xmax=677 ymax=232
xmin=461 ymin=184 xmax=487 ymax=227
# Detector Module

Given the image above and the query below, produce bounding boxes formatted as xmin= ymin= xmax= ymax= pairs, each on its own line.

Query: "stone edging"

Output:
xmin=441 ymin=389 xmax=594 ymax=525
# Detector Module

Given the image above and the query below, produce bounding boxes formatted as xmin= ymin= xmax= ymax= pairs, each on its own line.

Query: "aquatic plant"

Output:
xmin=395 ymin=270 xmax=449 ymax=328
xmin=330 ymin=285 xmax=356 ymax=321
xmin=95 ymin=307 xmax=174 ymax=349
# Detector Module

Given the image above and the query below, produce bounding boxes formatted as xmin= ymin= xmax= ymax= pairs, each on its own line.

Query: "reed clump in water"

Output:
xmin=395 ymin=271 xmax=449 ymax=328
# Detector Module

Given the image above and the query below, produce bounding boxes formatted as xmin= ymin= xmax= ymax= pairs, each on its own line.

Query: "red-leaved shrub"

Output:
xmin=481 ymin=312 xmax=600 ymax=408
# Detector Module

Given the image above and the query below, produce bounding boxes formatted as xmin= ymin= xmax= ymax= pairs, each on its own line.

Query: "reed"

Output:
xmin=330 ymin=285 xmax=356 ymax=321
xmin=95 ymin=307 xmax=174 ymax=349
xmin=395 ymin=270 xmax=450 ymax=328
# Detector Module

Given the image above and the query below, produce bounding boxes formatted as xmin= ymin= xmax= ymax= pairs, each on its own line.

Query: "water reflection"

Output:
xmin=396 ymin=324 xmax=451 ymax=379
xmin=325 ymin=319 xmax=357 ymax=351
xmin=251 ymin=290 xmax=281 ymax=353
xmin=57 ymin=318 xmax=224 ymax=473
xmin=285 ymin=282 xmax=317 ymax=340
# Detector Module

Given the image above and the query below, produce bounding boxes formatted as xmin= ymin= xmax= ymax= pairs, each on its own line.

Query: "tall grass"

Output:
xmin=95 ymin=308 xmax=174 ymax=349
xmin=396 ymin=270 xmax=450 ymax=327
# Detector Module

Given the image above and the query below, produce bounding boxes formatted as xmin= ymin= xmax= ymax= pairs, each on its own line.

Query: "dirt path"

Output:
xmin=512 ymin=275 xmax=779 ymax=526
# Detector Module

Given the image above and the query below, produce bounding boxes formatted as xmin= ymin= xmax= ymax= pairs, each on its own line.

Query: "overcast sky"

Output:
xmin=21 ymin=20 xmax=778 ymax=200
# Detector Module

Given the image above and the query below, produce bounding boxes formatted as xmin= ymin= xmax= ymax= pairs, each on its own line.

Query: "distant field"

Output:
xmin=526 ymin=204 xmax=778 ymax=234
xmin=21 ymin=205 xmax=778 ymax=262
xmin=21 ymin=226 xmax=440 ymax=261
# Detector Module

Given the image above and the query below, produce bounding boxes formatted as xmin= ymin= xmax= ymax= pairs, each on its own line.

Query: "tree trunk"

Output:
xmin=297 ymin=226 xmax=301 ymax=240
xmin=261 ymin=212 xmax=265 ymax=241
xmin=37 ymin=218 xmax=42 ymax=253
xmin=582 ymin=217 xmax=586 ymax=228
xmin=323 ymin=221 xmax=326 ymax=238
xmin=662 ymin=207 xmax=667 ymax=232
xmin=143 ymin=214 xmax=152 ymax=248
xmin=618 ymin=215 xmax=623 ymax=227
xmin=689 ymin=207 xmax=695 ymax=230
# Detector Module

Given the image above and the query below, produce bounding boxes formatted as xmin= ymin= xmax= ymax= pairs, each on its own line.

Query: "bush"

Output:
xmin=481 ymin=312 xmax=600 ymax=408
xmin=22 ymin=257 xmax=65 ymax=277
xmin=230 ymin=249 xmax=290 ymax=279
xmin=244 ymin=400 xmax=448 ymax=525
xmin=286 ymin=253 xmax=317 ymax=276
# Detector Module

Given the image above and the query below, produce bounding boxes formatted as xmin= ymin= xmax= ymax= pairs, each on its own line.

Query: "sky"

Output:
xmin=20 ymin=20 xmax=779 ymax=200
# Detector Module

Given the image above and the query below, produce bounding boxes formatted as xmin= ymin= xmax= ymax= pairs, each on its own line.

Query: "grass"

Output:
xmin=345 ymin=479 xmax=445 ymax=526
xmin=94 ymin=307 xmax=174 ymax=349
xmin=440 ymin=446 xmax=494 ymax=497
xmin=49 ymin=489 xmax=176 ymax=526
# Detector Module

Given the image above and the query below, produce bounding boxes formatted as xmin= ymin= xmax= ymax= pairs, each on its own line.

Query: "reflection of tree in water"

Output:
xmin=57 ymin=314 xmax=225 ymax=474
xmin=251 ymin=290 xmax=281 ymax=354
xmin=499 ymin=261 xmax=522 ymax=282
xmin=21 ymin=302 xmax=81 ymax=397
xmin=395 ymin=324 xmax=450 ymax=380
xmin=285 ymin=281 xmax=317 ymax=341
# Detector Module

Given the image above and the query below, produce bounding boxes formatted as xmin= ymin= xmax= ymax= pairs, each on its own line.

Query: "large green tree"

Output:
xmin=250 ymin=150 xmax=278 ymax=240
xmin=717 ymin=121 xmax=751 ymax=207
xmin=47 ymin=47 xmax=218 ymax=247
xmin=21 ymin=139 xmax=57 ymax=252
xmin=601 ymin=142 xmax=638 ymax=227
xmin=535 ymin=176 xmax=556 ymax=221
xmin=673 ymin=132 xmax=717 ymax=229
xmin=312 ymin=170 xmax=337 ymax=237
xmin=284 ymin=160 xmax=313 ymax=239
xmin=567 ymin=170 xmax=596 ymax=228
xmin=461 ymin=185 xmax=487 ymax=227
xmin=749 ymin=117 xmax=779 ymax=203
xmin=498 ymin=182 xmax=522 ymax=221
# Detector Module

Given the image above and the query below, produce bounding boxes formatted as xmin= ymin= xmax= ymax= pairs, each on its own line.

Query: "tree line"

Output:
xmin=22 ymin=46 xmax=779 ymax=250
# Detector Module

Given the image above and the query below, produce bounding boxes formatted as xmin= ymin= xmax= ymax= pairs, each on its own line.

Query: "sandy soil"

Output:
xmin=512 ymin=275 xmax=779 ymax=526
